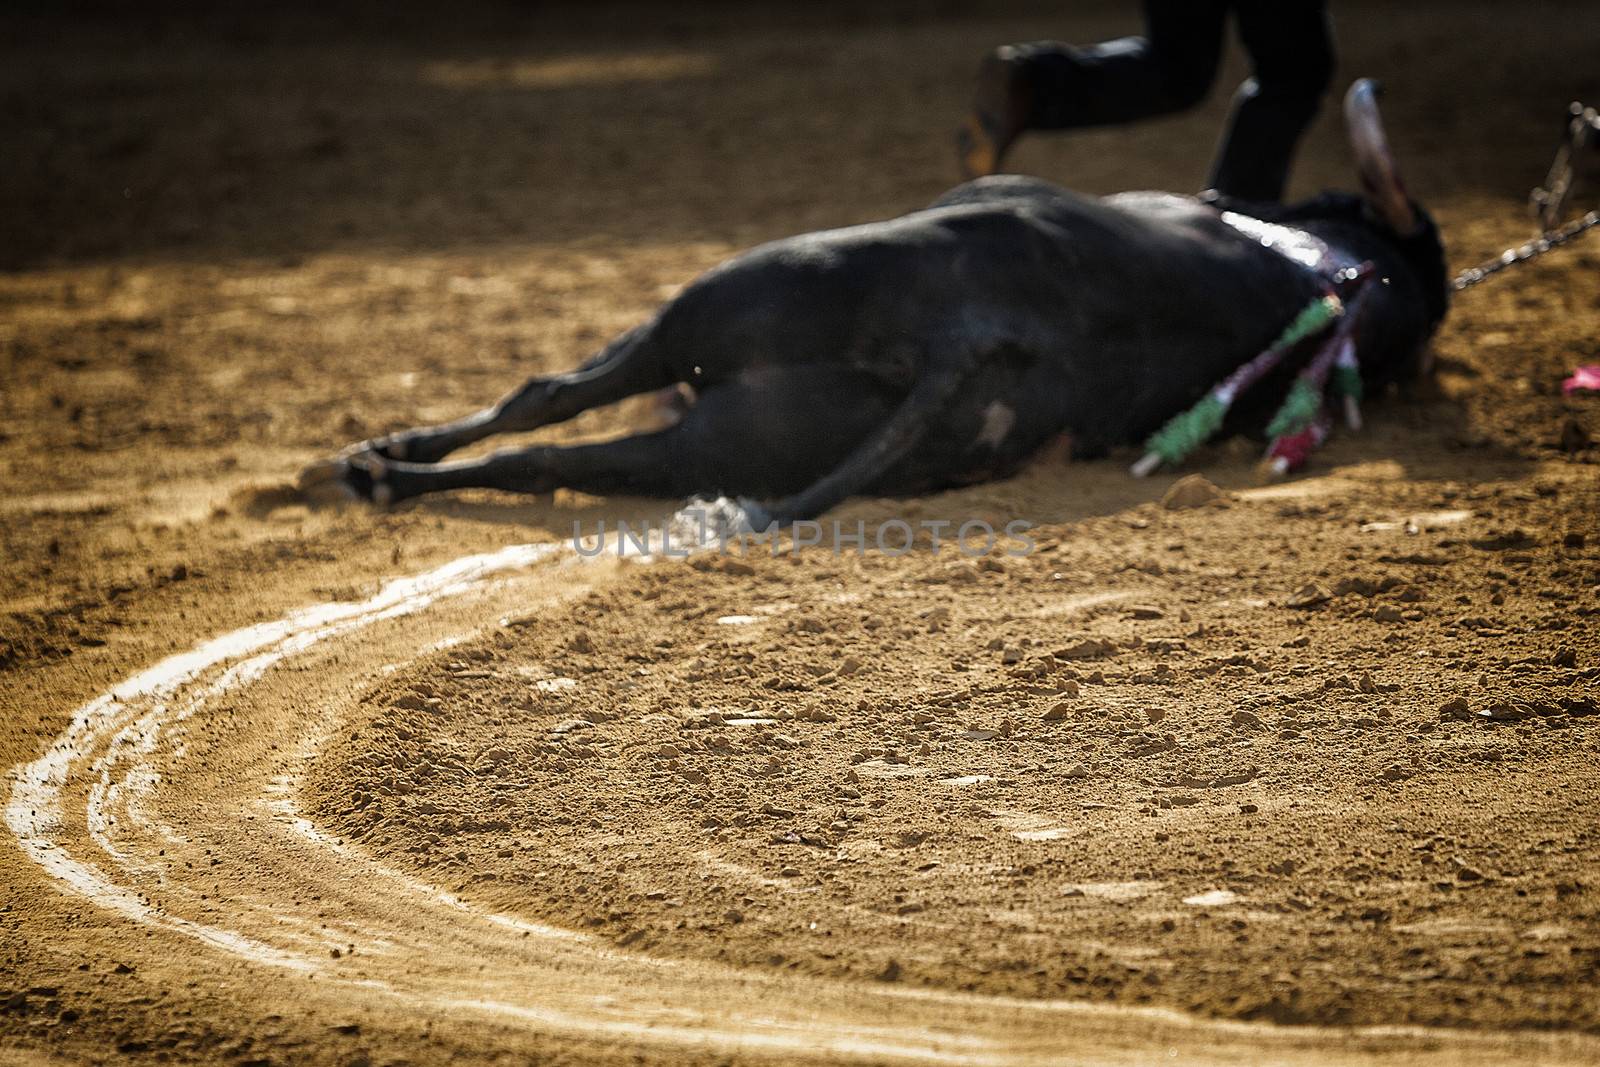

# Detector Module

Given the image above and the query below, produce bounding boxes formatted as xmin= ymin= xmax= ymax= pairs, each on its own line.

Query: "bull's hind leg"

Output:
xmin=340 ymin=367 xmax=905 ymax=508
xmin=321 ymin=322 xmax=676 ymax=471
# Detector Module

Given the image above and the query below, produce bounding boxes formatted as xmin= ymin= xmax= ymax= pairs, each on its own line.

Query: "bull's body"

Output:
xmin=626 ymin=177 xmax=1439 ymax=494
xmin=317 ymin=171 xmax=1446 ymax=524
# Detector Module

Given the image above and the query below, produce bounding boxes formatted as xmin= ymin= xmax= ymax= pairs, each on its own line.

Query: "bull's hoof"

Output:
xmin=296 ymin=454 xmax=394 ymax=506
xmin=341 ymin=454 xmax=395 ymax=507
xmin=295 ymin=455 xmax=347 ymax=492
xmin=351 ymin=433 xmax=413 ymax=463
xmin=356 ymin=427 xmax=470 ymax=466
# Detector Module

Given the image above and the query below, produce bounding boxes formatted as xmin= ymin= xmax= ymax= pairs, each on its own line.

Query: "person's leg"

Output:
xmin=1207 ymin=1 xmax=1335 ymax=202
xmin=959 ymin=1 xmax=1228 ymax=178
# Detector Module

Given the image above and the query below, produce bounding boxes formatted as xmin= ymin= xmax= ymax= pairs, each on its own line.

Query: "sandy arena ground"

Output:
xmin=3 ymin=2 xmax=1599 ymax=1063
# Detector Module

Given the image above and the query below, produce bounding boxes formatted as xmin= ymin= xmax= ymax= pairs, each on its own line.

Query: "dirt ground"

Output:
xmin=3 ymin=2 xmax=1599 ymax=1064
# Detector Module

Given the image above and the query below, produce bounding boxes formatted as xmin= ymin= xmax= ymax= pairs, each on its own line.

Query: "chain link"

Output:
xmin=1453 ymin=210 xmax=1600 ymax=291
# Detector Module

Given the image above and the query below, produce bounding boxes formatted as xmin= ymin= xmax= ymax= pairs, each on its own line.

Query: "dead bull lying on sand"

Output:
xmin=303 ymin=81 xmax=1449 ymax=530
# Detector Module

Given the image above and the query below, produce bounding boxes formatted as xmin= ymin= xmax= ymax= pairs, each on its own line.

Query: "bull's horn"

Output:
xmin=1345 ymin=78 xmax=1418 ymax=234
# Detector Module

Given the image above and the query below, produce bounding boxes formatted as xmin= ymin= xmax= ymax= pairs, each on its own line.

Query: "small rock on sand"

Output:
xmin=1053 ymin=638 xmax=1115 ymax=661
xmin=1162 ymin=475 xmax=1224 ymax=510
xmin=1285 ymin=583 xmax=1331 ymax=609
xmin=1334 ymin=576 xmax=1379 ymax=597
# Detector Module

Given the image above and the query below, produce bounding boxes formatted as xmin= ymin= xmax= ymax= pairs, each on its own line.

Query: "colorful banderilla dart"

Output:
xmin=1332 ymin=336 xmax=1364 ymax=431
xmin=1264 ymin=266 xmax=1375 ymax=444
xmin=1328 ymin=260 xmax=1374 ymax=432
xmin=1262 ymin=408 xmax=1333 ymax=478
xmin=1129 ymin=291 xmax=1344 ymax=477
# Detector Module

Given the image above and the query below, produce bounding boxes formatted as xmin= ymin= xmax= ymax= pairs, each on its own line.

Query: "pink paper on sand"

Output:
xmin=1564 ymin=365 xmax=1600 ymax=395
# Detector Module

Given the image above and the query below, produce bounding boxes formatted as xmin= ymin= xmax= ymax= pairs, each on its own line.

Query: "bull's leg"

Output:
xmin=340 ymin=431 xmax=701 ymax=506
xmin=338 ymin=366 xmax=911 ymax=508
xmin=345 ymin=322 xmax=673 ymax=466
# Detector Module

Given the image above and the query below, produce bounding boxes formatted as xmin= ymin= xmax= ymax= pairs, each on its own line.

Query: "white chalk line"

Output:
xmin=8 ymin=543 xmax=560 ymax=971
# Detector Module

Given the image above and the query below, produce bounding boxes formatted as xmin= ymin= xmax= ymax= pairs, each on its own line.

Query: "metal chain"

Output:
xmin=1453 ymin=209 xmax=1600 ymax=291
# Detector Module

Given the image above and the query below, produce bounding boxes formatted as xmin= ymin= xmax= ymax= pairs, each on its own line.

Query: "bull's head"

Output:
xmin=1339 ymin=78 xmax=1451 ymax=377
xmin=1345 ymin=79 xmax=1419 ymax=235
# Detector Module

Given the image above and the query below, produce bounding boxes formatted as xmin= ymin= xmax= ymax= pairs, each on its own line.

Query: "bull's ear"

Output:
xmin=1345 ymin=79 xmax=1418 ymax=234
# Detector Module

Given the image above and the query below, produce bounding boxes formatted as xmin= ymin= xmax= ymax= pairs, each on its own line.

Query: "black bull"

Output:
xmin=310 ymin=150 xmax=1448 ymax=530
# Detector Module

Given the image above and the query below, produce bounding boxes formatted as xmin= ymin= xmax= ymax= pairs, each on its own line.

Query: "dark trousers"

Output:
xmin=1011 ymin=1 xmax=1335 ymax=201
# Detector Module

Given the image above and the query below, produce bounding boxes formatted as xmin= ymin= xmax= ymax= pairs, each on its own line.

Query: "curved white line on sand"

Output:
xmin=8 ymin=543 xmax=557 ymax=969
xmin=8 ymin=541 xmax=1600 ymax=1065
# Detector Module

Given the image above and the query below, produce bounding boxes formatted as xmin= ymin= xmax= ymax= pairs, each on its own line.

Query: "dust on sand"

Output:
xmin=3 ymin=1 xmax=1599 ymax=1064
